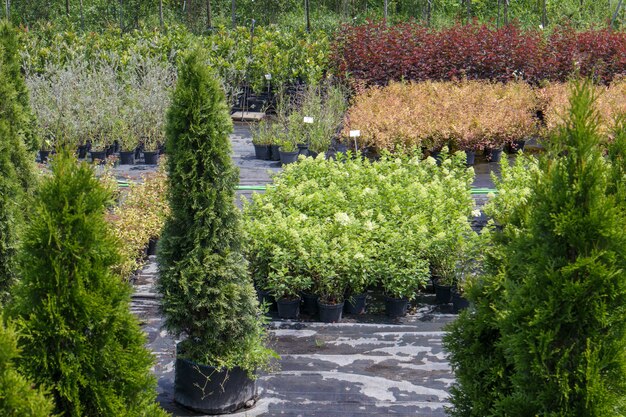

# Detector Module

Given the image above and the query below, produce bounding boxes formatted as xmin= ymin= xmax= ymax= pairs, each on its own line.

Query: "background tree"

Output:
xmin=0 ymin=21 xmax=36 ymax=304
xmin=7 ymin=151 xmax=168 ymax=417
xmin=0 ymin=317 xmax=55 ymax=417
xmin=157 ymin=45 xmax=273 ymax=372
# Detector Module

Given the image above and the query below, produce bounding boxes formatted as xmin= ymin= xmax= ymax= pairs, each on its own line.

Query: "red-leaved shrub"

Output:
xmin=331 ymin=22 xmax=626 ymax=86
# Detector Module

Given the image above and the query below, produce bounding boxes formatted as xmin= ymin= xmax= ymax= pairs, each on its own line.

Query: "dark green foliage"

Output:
xmin=0 ymin=21 xmax=36 ymax=304
xmin=7 ymin=151 xmax=168 ymax=417
xmin=0 ymin=317 xmax=55 ymax=417
xmin=445 ymin=83 xmax=626 ymax=416
xmin=158 ymin=45 xmax=273 ymax=372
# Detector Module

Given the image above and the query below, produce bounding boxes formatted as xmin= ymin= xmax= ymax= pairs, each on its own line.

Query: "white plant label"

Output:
xmin=264 ymin=73 xmax=272 ymax=80
xmin=303 ymin=116 xmax=314 ymax=124
xmin=349 ymin=130 xmax=361 ymax=138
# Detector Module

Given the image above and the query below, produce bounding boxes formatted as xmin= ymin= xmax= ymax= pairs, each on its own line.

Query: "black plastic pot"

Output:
xmin=256 ymin=289 xmax=277 ymax=313
xmin=452 ymin=290 xmax=470 ymax=313
xmin=465 ymin=150 xmax=476 ymax=166
xmin=344 ymin=293 xmax=367 ymax=315
xmin=385 ymin=296 xmax=409 ymax=318
xmin=147 ymin=238 xmax=158 ymax=256
xmin=317 ymin=300 xmax=344 ymax=323
xmin=90 ymin=150 xmax=107 ymax=163
xmin=279 ymin=149 xmax=299 ymax=166
xmin=269 ymin=144 xmax=281 ymax=161
xmin=253 ymin=143 xmax=271 ymax=160
xmin=143 ymin=151 xmax=159 ymax=165
xmin=297 ymin=143 xmax=309 ymax=156
xmin=119 ymin=151 xmax=136 ymax=165
xmin=175 ymin=357 xmax=257 ymax=414
xmin=433 ymin=282 xmax=453 ymax=304
xmin=510 ymin=140 xmax=526 ymax=153
xmin=277 ymin=297 xmax=300 ymax=319
xmin=39 ymin=150 xmax=51 ymax=163
xmin=485 ymin=147 xmax=503 ymax=163
xmin=335 ymin=143 xmax=348 ymax=154
xmin=301 ymin=293 xmax=319 ymax=316
xmin=77 ymin=145 xmax=88 ymax=159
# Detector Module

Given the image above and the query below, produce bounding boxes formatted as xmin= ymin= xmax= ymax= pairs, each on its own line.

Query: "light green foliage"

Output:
xmin=445 ymin=82 xmax=626 ymax=416
xmin=243 ymin=149 xmax=475 ymax=302
xmin=158 ymin=46 xmax=275 ymax=372
xmin=277 ymin=81 xmax=349 ymax=153
xmin=0 ymin=21 xmax=36 ymax=304
xmin=0 ymin=318 xmax=55 ymax=417
xmin=483 ymin=153 xmax=540 ymax=228
xmin=7 ymin=151 xmax=168 ymax=417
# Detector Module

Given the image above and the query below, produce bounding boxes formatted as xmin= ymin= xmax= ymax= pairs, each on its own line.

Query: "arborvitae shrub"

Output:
xmin=0 ymin=21 xmax=36 ymax=304
xmin=444 ymin=83 xmax=626 ymax=416
xmin=158 ymin=45 xmax=274 ymax=371
xmin=0 ymin=317 xmax=54 ymax=417
xmin=7 ymin=151 xmax=168 ymax=417
xmin=499 ymin=83 xmax=626 ymax=415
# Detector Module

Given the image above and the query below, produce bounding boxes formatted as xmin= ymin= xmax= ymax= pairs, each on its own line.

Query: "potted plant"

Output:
xmin=157 ymin=47 xmax=275 ymax=414
xmin=116 ymin=119 xmax=140 ymax=165
xmin=251 ymin=120 xmax=273 ymax=160
xmin=278 ymin=139 xmax=299 ymax=166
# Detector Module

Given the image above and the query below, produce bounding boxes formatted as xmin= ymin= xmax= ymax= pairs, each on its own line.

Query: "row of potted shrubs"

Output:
xmin=243 ymin=150 xmax=478 ymax=322
xmin=332 ymin=22 xmax=626 ymax=86
xmin=342 ymin=80 xmax=626 ymax=156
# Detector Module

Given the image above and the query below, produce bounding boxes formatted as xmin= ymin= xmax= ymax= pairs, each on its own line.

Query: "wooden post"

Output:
xmin=541 ymin=0 xmax=547 ymax=28
xmin=466 ymin=0 xmax=471 ymax=21
xmin=66 ymin=0 xmax=70 ymax=16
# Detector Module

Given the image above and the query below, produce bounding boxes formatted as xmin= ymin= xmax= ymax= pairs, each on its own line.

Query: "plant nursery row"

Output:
xmin=243 ymin=150 xmax=478 ymax=321
xmin=332 ymin=22 xmax=626 ymax=86
xmin=342 ymin=80 xmax=626 ymax=154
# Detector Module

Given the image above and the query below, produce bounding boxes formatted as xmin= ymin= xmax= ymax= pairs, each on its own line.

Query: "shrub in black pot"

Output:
xmin=158 ymin=46 xmax=276 ymax=414
xmin=7 ymin=151 xmax=168 ymax=416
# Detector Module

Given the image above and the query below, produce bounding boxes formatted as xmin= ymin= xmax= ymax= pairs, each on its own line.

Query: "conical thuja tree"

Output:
xmin=0 ymin=317 xmax=55 ymax=417
xmin=0 ymin=21 xmax=36 ymax=303
xmin=158 ymin=46 xmax=273 ymax=371
xmin=445 ymin=83 xmax=626 ymax=416
xmin=7 ymin=151 xmax=168 ymax=417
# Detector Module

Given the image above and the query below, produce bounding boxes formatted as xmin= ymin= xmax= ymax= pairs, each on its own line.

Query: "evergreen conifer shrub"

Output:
xmin=499 ymin=83 xmax=626 ymax=415
xmin=158 ymin=46 xmax=273 ymax=371
xmin=0 ymin=318 xmax=55 ymax=417
xmin=7 ymin=151 xmax=168 ymax=417
xmin=0 ymin=21 xmax=36 ymax=303
xmin=444 ymin=83 xmax=626 ymax=415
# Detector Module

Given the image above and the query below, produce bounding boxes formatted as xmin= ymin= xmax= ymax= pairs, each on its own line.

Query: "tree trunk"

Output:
xmin=612 ymin=0 xmax=623 ymax=27
xmin=206 ymin=0 xmax=212 ymax=29
xmin=541 ymin=0 xmax=547 ymax=27
xmin=231 ymin=0 xmax=236 ymax=28
xmin=119 ymin=0 xmax=123 ymax=32
xmin=503 ymin=0 xmax=508 ymax=25
xmin=160 ymin=0 xmax=164 ymax=28
xmin=305 ymin=0 xmax=311 ymax=32
xmin=497 ymin=0 xmax=501 ymax=27
xmin=65 ymin=0 xmax=70 ymax=16
xmin=80 ymin=0 xmax=84 ymax=30
xmin=384 ymin=0 xmax=388 ymax=22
